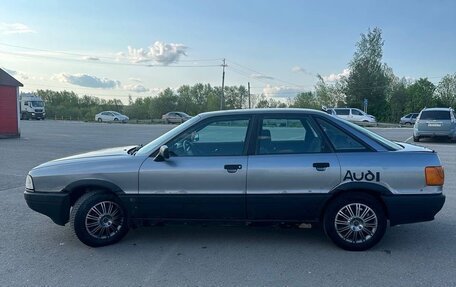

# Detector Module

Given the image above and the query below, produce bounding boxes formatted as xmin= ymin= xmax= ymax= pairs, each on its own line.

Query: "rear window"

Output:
xmin=420 ymin=111 xmax=450 ymax=120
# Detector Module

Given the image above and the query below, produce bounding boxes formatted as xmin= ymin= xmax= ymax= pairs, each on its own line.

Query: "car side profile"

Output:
xmin=413 ymin=107 xmax=456 ymax=142
xmin=400 ymin=113 xmax=418 ymax=125
xmin=327 ymin=108 xmax=377 ymax=124
xmin=24 ymin=109 xmax=445 ymax=251
xmin=162 ymin=112 xmax=192 ymax=124
xmin=95 ymin=111 xmax=129 ymax=123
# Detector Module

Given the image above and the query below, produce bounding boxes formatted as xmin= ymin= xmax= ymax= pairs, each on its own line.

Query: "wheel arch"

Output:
xmin=63 ymin=179 xmax=124 ymax=207
xmin=319 ymin=182 xmax=392 ymax=222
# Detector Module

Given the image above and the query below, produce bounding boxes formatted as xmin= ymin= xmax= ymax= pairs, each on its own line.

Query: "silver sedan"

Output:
xmin=24 ymin=109 xmax=445 ymax=251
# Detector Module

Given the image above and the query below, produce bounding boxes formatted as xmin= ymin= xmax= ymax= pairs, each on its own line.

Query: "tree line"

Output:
xmin=31 ymin=28 xmax=455 ymax=123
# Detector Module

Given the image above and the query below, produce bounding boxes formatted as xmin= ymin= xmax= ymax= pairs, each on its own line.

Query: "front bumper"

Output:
xmin=24 ymin=191 xmax=70 ymax=226
xmin=383 ymin=193 xmax=445 ymax=226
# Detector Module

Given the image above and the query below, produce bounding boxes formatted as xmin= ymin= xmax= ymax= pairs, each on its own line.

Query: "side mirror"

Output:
xmin=154 ymin=145 xmax=170 ymax=162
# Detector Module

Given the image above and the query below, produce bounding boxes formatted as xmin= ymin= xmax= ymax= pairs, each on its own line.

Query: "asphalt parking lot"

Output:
xmin=1 ymin=120 xmax=455 ymax=287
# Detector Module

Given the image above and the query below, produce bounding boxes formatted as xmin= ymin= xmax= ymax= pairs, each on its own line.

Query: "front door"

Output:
xmin=246 ymin=115 xmax=341 ymax=221
xmin=138 ymin=116 xmax=252 ymax=220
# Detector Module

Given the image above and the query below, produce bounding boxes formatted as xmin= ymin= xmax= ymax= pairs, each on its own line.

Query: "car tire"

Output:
xmin=70 ymin=191 xmax=129 ymax=247
xmin=323 ymin=193 xmax=387 ymax=251
xmin=413 ymin=136 xmax=420 ymax=142
xmin=114 ymin=118 xmax=119 ymax=122
xmin=97 ymin=118 xmax=102 ymax=122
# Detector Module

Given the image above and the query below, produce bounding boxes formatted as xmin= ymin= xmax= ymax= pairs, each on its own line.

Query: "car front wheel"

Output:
xmin=323 ymin=193 xmax=387 ymax=251
xmin=70 ymin=192 xmax=129 ymax=247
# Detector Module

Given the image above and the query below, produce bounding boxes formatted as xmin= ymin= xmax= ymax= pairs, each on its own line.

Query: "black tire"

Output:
xmin=70 ymin=192 xmax=129 ymax=247
xmin=323 ymin=193 xmax=387 ymax=251
xmin=97 ymin=118 xmax=102 ymax=122
xmin=413 ymin=136 xmax=419 ymax=142
xmin=114 ymin=118 xmax=119 ymax=122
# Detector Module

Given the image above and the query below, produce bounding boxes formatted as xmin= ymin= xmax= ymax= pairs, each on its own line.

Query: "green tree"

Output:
xmin=345 ymin=27 xmax=391 ymax=120
xmin=292 ymin=91 xmax=319 ymax=109
xmin=434 ymin=74 xmax=456 ymax=108
xmin=406 ymin=78 xmax=436 ymax=112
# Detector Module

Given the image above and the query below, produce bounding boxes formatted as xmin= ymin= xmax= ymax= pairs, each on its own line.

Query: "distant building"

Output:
xmin=0 ymin=68 xmax=23 ymax=138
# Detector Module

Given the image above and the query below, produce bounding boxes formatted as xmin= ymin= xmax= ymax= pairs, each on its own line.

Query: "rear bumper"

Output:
xmin=24 ymin=191 xmax=70 ymax=226
xmin=382 ymin=193 xmax=445 ymax=226
xmin=415 ymin=130 xmax=455 ymax=138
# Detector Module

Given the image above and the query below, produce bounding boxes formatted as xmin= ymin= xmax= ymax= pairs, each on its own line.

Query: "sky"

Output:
xmin=0 ymin=0 xmax=455 ymax=102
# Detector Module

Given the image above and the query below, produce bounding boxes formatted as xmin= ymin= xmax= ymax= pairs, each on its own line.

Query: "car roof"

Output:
xmin=422 ymin=107 xmax=453 ymax=111
xmin=198 ymin=108 xmax=330 ymax=119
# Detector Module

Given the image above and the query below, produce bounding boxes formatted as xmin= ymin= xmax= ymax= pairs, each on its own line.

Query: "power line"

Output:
xmin=0 ymin=42 xmax=223 ymax=63
xmin=0 ymin=50 xmax=221 ymax=68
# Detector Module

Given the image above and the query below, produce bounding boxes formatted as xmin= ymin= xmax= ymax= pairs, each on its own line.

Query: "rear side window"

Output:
xmin=335 ymin=109 xmax=350 ymax=115
xmin=420 ymin=111 xmax=450 ymax=120
xmin=316 ymin=119 xmax=368 ymax=152
xmin=351 ymin=109 xmax=363 ymax=116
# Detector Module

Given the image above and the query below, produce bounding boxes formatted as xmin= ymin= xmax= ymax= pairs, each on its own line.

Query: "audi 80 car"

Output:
xmin=24 ymin=109 xmax=445 ymax=251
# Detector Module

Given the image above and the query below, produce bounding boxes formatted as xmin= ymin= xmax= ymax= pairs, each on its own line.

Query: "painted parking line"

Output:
xmin=405 ymin=136 xmax=413 ymax=143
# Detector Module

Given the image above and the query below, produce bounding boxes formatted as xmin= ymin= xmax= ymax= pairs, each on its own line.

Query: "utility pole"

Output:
xmin=248 ymin=82 xmax=251 ymax=109
xmin=220 ymin=58 xmax=226 ymax=110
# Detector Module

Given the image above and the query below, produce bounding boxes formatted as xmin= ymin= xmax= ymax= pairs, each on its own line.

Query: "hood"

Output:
xmin=33 ymin=145 xmax=137 ymax=169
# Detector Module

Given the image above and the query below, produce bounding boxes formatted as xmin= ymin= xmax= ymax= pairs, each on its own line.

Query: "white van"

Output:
xmin=327 ymin=108 xmax=376 ymax=123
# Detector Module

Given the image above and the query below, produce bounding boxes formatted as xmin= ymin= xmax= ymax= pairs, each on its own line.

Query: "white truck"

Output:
xmin=20 ymin=93 xmax=46 ymax=120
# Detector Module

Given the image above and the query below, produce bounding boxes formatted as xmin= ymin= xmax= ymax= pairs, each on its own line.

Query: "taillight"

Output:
xmin=425 ymin=166 xmax=445 ymax=186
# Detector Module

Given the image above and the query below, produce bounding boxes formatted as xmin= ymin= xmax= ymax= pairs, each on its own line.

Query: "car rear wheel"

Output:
xmin=114 ymin=118 xmax=119 ymax=122
xmin=323 ymin=193 xmax=387 ymax=251
xmin=70 ymin=192 xmax=129 ymax=247
xmin=413 ymin=135 xmax=420 ymax=142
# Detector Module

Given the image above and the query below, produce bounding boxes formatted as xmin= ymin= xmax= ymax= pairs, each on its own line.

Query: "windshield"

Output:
xmin=420 ymin=110 xmax=450 ymax=120
xmin=135 ymin=115 xmax=201 ymax=156
xmin=341 ymin=119 xmax=402 ymax=151
xmin=30 ymin=101 xmax=44 ymax=107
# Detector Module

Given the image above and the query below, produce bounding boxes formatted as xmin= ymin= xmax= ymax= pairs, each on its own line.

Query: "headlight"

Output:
xmin=25 ymin=175 xmax=34 ymax=191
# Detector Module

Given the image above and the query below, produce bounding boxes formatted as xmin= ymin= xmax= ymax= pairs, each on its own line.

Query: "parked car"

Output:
xmin=327 ymin=108 xmax=377 ymax=124
xmin=162 ymin=112 xmax=192 ymax=124
xmin=400 ymin=113 xmax=419 ymax=125
xmin=413 ymin=107 xmax=456 ymax=142
xmin=95 ymin=111 xmax=129 ymax=123
xmin=24 ymin=109 xmax=445 ymax=251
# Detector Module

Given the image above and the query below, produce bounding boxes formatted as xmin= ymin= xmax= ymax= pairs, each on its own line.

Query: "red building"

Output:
xmin=0 ymin=68 xmax=23 ymax=138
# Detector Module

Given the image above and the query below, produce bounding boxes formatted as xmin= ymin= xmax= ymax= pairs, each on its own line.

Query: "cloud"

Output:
xmin=83 ymin=56 xmax=100 ymax=61
xmin=124 ymin=41 xmax=187 ymax=65
xmin=323 ymin=68 xmax=350 ymax=82
xmin=0 ymin=23 xmax=35 ymax=34
xmin=53 ymin=73 xmax=120 ymax=89
xmin=123 ymin=84 xmax=149 ymax=93
xmin=292 ymin=66 xmax=313 ymax=75
xmin=251 ymin=73 xmax=274 ymax=80
xmin=262 ymin=84 xmax=304 ymax=98
xmin=128 ymin=77 xmax=142 ymax=83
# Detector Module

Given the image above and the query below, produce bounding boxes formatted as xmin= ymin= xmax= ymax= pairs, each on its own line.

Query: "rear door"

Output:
xmin=246 ymin=114 xmax=341 ymax=221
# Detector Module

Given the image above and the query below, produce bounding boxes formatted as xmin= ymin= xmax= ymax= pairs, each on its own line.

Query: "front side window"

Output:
xmin=351 ymin=109 xmax=364 ymax=116
xmin=257 ymin=117 xmax=328 ymax=155
xmin=168 ymin=118 xmax=250 ymax=157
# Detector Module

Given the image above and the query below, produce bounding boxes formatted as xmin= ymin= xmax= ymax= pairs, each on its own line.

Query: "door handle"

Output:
xmin=224 ymin=164 xmax=242 ymax=173
xmin=313 ymin=162 xmax=330 ymax=171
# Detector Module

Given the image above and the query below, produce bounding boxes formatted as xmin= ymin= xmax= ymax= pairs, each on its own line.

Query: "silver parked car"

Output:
xmin=326 ymin=108 xmax=377 ymax=124
xmin=413 ymin=107 xmax=456 ymax=142
xmin=24 ymin=109 xmax=445 ymax=251
xmin=162 ymin=111 xmax=192 ymax=124
xmin=400 ymin=113 xmax=419 ymax=125
xmin=95 ymin=111 xmax=129 ymax=123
